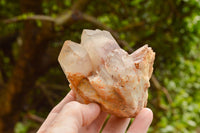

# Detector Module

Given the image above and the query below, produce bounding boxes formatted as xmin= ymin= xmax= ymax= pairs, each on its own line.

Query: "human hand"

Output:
xmin=37 ymin=90 xmax=153 ymax=133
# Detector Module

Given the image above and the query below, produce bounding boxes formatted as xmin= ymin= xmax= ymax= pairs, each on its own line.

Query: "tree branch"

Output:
xmin=117 ymin=21 xmax=145 ymax=32
xmin=4 ymin=0 xmax=90 ymax=26
xmin=3 ymin=12 xmax=73 ymax=26
xmin=3 ymin=15 xmax=55 ymax=24
xmin=3 ymin=13 xmax=73 ymax=26
xmin=151 ymin=75 xmax=173 ymax=104
xmin=71 ymin=0 xmax=90 ymax=11
xmin=26 ymin=113 xmax=44 ymax=123
xmin=37 ymin=83 xmax=55 ymax=107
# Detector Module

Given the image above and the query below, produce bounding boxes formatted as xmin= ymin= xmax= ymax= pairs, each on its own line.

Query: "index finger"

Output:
xmin=37 ymin=90 xmax=75 ymax=132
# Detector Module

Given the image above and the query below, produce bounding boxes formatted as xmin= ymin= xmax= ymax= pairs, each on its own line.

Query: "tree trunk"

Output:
xmin=0 ymin=0 xmax=54 ymax=132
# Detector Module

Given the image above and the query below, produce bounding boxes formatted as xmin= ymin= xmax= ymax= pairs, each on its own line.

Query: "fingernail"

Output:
xmin=140 ymin=108 xmax=153 ymax=132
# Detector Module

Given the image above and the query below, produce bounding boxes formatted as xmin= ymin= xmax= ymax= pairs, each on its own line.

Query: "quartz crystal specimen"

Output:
xmin=58 ymin=29 xmax=155 ymax=117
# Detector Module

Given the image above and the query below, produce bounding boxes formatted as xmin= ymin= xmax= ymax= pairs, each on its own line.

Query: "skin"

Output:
xmin=37 ymin=90 xmax=153 ymax=133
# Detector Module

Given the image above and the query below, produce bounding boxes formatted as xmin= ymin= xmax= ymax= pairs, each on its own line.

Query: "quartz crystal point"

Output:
xmin=58 ymin=29 xmax=155 ymax=117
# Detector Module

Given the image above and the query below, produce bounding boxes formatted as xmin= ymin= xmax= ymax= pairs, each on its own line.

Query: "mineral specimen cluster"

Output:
xmin=58 ymin=29 xmax=155 ymax=117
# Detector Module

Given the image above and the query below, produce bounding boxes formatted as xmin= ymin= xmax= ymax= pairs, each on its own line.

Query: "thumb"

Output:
xmin=46 ymin=101 xmax=100 ymax=133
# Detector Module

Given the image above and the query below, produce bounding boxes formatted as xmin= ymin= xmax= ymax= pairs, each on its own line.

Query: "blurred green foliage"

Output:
xmin=1 ymin=0 xmax=200 ymax=132
xmin=14 ymin=122 xmax=29 ymax=133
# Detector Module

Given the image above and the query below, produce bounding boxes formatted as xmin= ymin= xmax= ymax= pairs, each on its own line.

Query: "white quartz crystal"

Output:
xmin=81 ymin=29 xmax=120 ymax=69
xmin=58 ymin=41 xmax=93 ymax=76
xmin=58 ymin=29 xmax=155 ymax=117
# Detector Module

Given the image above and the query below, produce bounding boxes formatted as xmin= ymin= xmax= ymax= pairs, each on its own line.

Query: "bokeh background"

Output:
xmin=0 ymin=0 xmax=200 ymax=132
